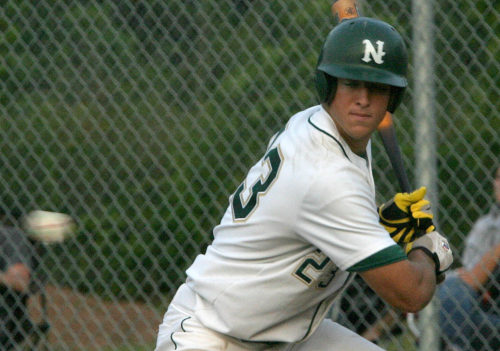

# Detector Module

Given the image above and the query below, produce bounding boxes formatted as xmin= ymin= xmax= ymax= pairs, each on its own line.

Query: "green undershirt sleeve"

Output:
xmin=347 ymin=245 xmax=407 ymax=272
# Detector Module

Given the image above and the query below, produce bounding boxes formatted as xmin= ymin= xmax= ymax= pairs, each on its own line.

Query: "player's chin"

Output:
xmin=348 ymin=125 xmax=378 ymax=141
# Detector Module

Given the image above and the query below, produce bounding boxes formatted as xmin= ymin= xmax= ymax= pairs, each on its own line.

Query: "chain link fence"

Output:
xmin=0 ymin=0 xmax=498 ymax=350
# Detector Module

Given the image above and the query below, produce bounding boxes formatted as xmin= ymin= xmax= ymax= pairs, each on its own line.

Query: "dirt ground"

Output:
xmin=28 ymin=285 xmax=166 ymax=350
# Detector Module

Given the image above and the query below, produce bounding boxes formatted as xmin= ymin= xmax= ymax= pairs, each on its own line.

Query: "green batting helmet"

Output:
xmin=315 ymin=17 xmax=408 ymax=113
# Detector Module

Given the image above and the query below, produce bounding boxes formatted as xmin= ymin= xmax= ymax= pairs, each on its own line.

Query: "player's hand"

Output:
xmin=405 ymin=231 xmax=453 ymax=275
xmin=378 ymin=187 xmax=435 ymax=244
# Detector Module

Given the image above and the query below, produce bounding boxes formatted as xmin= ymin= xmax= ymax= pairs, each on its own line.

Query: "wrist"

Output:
xmin=408 ymin=247 xmax=439 ymax=275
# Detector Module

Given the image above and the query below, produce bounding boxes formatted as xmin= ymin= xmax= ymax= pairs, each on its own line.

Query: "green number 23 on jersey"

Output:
xmin=232 ymin=146 xmax=283 ymax=221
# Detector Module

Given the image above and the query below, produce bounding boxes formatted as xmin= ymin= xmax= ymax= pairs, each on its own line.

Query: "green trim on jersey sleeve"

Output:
xmin=346 ymin=245 xmax=407 ymax=272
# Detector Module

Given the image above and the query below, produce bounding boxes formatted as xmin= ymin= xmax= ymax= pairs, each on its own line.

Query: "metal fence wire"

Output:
xmin=0 ymin=0 xmax=498 ymax=350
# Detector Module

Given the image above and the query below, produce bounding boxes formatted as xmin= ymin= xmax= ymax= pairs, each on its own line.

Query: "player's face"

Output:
xmin=494 ymin=166 xmax=500 ymax=204
xmin=327 ymin=78 xmax=391 ymax=154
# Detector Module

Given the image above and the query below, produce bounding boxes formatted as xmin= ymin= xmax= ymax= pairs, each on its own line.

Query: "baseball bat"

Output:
xmin=331 ymin=0 xmax=412 ymax=193
xmin=331 ymin=0 xmax=360 ymax=23
xmin=377 ymin=112 xmax=411 ymax=193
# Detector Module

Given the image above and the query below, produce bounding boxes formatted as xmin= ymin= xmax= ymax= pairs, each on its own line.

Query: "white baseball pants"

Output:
xmin=155 ymin=287 xmax=384 ymax=351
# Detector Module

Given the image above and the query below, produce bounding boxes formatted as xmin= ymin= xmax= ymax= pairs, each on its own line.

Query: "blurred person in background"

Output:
xmin=0 ymin=209 xmax=40 ymax=349
xmin=438 ymin=165 xmax=500 ymax=350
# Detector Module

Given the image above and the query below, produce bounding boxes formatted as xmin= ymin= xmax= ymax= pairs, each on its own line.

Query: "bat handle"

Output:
xmin=378 ymin=113 xmax=412 ymax=193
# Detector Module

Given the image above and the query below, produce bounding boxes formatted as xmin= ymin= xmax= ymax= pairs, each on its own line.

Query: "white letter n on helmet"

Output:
xmin=362 ymin=39 xmax=385 ymax=64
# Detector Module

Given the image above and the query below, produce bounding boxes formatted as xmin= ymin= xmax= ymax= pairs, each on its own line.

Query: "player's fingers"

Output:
xmin=390 ymin=227 xmax=415 ymax=243
xmin=394 ymin=186 xmax=427 ymax=210
xmin=380 ymin=216 xmax=411 ymax=225
xmin=410 ymin=200 xmax=433 ymax=219
xmin=425 ymin=225 xmax=436 ymax=233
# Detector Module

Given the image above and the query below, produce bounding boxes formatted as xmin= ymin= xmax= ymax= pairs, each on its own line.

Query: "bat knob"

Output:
xmin=332 ymin=0 xmax=360 ymax=23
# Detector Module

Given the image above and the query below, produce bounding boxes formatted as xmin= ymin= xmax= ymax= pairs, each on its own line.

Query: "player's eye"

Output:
xmin=366 ymin=82 xmax=391 ymax=94
xmin=342 ymin=79 xmax=360 ymax=87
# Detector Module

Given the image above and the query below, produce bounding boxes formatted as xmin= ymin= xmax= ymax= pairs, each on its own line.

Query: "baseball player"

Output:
xmin=155 ymin=17 xmax=453 ymax=350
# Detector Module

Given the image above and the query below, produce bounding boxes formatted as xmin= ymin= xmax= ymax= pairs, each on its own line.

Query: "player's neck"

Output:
xmin=338 ymin=131 xmax=368 ymax=155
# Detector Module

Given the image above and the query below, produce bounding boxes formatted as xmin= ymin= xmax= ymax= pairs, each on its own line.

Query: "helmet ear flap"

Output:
xmin=387 ymin=87 xmax=405 ymax=113
xmin=315 ymin=71 xmax=337 ymax=104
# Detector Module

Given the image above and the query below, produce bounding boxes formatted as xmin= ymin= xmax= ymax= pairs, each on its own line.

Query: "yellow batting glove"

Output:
xmin=379 ymin=187 xmax=435 ymax=244
xmin=410 ymin=199 xmax=435 ymax=234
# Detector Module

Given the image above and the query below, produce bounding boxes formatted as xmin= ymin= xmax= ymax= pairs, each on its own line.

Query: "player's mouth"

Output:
xmin=349 ymin=111 xmax=372 ymax=119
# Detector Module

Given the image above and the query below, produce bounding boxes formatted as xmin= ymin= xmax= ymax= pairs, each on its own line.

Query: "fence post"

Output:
xmin=412 ymin=0 xmax=439 ymax=350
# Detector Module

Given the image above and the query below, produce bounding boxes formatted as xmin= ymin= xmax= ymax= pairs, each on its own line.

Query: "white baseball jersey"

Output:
xmin=182 ymin=105 xmax=406 ymax=343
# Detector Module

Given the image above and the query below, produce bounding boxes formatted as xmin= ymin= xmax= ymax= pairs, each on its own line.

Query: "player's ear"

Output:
xmin=315 ymin=71 xmax=337 ymax=105
xmin=387 ymin=86 xmax=405 ymax=113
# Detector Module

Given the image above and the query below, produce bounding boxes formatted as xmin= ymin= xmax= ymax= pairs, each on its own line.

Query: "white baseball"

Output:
xmin=23 ymin=210 xmax=76 ymax=243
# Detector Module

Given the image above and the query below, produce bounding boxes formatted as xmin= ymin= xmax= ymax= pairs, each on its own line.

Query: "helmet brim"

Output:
xmin=318 ymin=64 xmax=407 ymax=88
